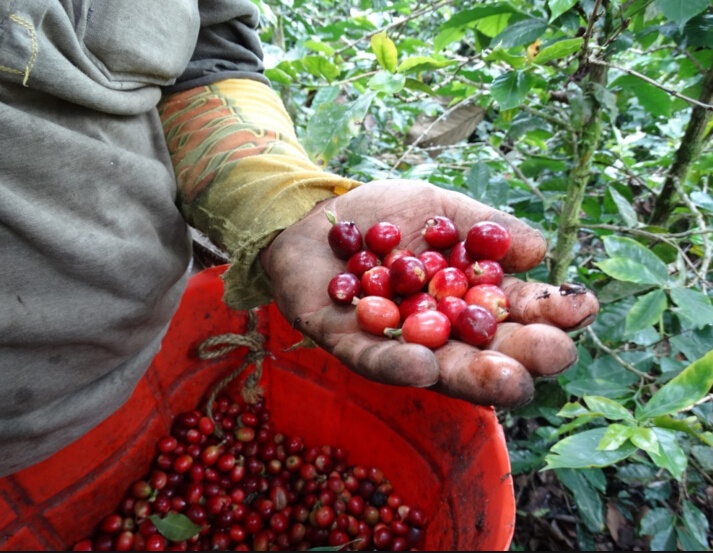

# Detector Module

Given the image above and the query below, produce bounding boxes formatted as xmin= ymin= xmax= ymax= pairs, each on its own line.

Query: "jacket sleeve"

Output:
xmin=159 ymin=3 xmax=361 ymax=310
xmin=164 ymin=0 xmax=270 ymax=93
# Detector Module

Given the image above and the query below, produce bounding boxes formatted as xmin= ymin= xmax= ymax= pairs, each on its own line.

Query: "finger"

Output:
xmin=502 ymin=277 xmax=600 ymax=331
xmin=430 ymin=341 xmax=535 ymax=409
xmin=441 ymin=189 xmax=548 ymax=274
xmin=486 ymin=322 xmax=578 ymax=378
xmin=297 ymin=305 xmax=440 ymax=389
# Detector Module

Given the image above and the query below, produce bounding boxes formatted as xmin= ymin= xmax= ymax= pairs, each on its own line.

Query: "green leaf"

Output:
xmin=670 ymin=288 xmax=713 ymax=329
xmin=613 ymin=75 xmax=673 ymax=118
xmin=397 ymin=56 xmax=457 ymax=74
xmin=670 ymin=326 xmax=713 ymax=363
xmin=676 ymin=527 xmax=708 ymax=551
xmin=548 ymin=0 xmax=579 ymax=21
xmin=684 ymin=14 xmax=713 ymax=47
xmin=305 ymin=92 xmax=377 ymax=165
xmin=583 ymin=395 xmax=635 ymax=422
xmin=534 ymin=37 xmax=584 ymax=63
xmin=494 ymin=18 xmax=549 ymax=48
xmin=630 ymin=427 xmax=660 ymax=455
xmin=302 ymin=56 xmax=341 ymax=82
xmin=609 ymin=187 xmax=639 ymax=227
xmin=640 ymin=508 xmax=675 ymax=537
xmin=545 ymin=428 xmax=637 ymax=470
xmin=564 ymin=379 xmax=634 ymax=400
xmin=557 ymin=402 xmax=590 ymax=418
xmin=491 ymin=71 xmax=535 ymax=110
xmin=304 ymin=40 xmax=336 ymax=56
xmin=368 ymin=71 xmax=406 ymax=93
xmin=486 ymin=46 xmax=526 ymax=69
xmin=440 ymin=4 xmax=517 ymax=31
xmin=682 ymin=501 xmax=710 ymax=547
xmin=403 ymin=78 xmax=435 ymax=96
xmin=555 ymin=469 xmax=605 ymax=533
xmin=582 ymin=468 xmax=608 ymax=494
xmin=265 ymin=67 xmax=293 ymax=84
xmin=434 ymin=27 xmax=466 ymax=53
xmin=625 ymin=290 xmax=668 ymax=335
xmin=371 ymin=32 xmax=398 ymax=73
xmin=647 ymin=428 xmax=688 ymax=480
xmin=655 ymin=0 xmax=709 ymax=30
xmin=692 ymin=445 xmax=713 ymax=470
xmin=466 ymin=163 xmax=491 ymax=201
xmin=637 ymin=350 xmax=713 ymax=419
xmin=312 ymin=87 xmax=340 ymax=110
xmin=595 ymin=258 xmax=667 ymax=286
xmin=477 ymin=13 xmax=513 ymax=37
xmin=148 ymin=514 xmax=203 ymax=542
xmin=602 ymin=236 xmax=670 ymax=282
xmin=598 ymin=424 xmax=635 ymax=451
xmin=651 ymin=526 xmax=677 ymax=551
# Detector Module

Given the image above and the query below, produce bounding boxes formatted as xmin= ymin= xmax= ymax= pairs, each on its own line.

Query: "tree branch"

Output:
xmin=580 ymin=0 xmax=605 ymax=61
xmin=674 ymin=179 xmax=712 ymax=290
xmin=334 ymin=0 xmax=459 ymax=56
xmin=488 ymin=142 xmax=547 ymax=202
xmin=580 ymin=223 xmax=711 ymax=287
xmin=386 ymin=99 xmax=474 ymax=178
xmin=587 ymin=327 xmax=656 ymax=381
xmin=590 ymin=60 xmax=713 ymax=111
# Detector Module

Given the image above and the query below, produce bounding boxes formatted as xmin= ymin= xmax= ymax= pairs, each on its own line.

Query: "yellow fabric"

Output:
xmin=159 ymin=79 xmax=360 ymax=309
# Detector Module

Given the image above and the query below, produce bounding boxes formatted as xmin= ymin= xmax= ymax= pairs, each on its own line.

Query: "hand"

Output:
xmin=260 ymin=181 xmax=599 ymax=409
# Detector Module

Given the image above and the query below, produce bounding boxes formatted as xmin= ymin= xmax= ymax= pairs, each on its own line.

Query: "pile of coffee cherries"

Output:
xmin=73 ymin=396 xmax=428 ymax=551
xmin=327 ymin=214 xmax=512 ymax=349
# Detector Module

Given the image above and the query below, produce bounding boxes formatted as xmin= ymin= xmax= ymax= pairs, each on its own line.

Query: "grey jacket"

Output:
xmin=0 ymin=0 xmax=267 ymax=476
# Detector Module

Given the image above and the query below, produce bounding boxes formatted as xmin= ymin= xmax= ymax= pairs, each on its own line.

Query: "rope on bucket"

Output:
xmin=196 ymin=310 xmax=271 ymax=438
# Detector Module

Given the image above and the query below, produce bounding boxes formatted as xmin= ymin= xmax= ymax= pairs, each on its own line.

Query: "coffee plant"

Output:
xmin=250 ymin=0 xmax=713 ymax=550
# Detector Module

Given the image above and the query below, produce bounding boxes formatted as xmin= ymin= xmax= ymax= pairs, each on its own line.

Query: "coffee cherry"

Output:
xmin=448 ymin=241 xmax=474 ymax=272
xmin=417 ymin=251 xmax=449 ymax=282
xmin=428 ymin=267 xmax=468 ymax=301
xmin=361 ymin=266 xmax=395 ymax=299
xmin=398 ymin=292 xmax=437 ymax=320
xmin=465 ymin=221 xmax=512 ymax=261
xmin=347 ymin=251 xmax=380 ymax=278
xmin=398 ymin=311 xmax=451 ymax=349
xmin=328 ymin=220 xmax=363 ymax=260
xmin=365 ymin=222 xmax=401 ymax=255
xmin=382 ymin=249 xmax=415 ymax=269
xmin=422 ymin=217 xmax=459 ymax=249
xmin=464 ymin=284 xmax=510 ymax=322
xmin=437 ymin=297 xmax=468 ymax=329
xmin=354 ymin=297 xmax=401 ymax=336
xmin=328 ymin=273 xmax=362 ymax=305
xmin=465 ymin=259 xmax=504 ymax=287
xmin=454 ymin=305 xmax=497 ymax=347
xmin=389 ymin=256 xmax=428 ymax=296
xmin=315 ymin=506 xmax=336 ymax=528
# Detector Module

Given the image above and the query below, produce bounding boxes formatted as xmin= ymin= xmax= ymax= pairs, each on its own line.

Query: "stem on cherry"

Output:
xmin=325 ymin=209 xmax=338 ymax=226
xmin=384 ymin=328 xmax=402 ymax=339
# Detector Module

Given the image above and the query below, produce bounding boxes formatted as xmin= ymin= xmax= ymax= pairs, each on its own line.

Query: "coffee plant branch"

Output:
xmin=333 ymin=0 xmax=459 ymax=56
xmin=488 ymin=142 xmax=548 ymax=203
xmin=674 ymin=178 xmax=712 ymax=290
xmin=580 ymin=223 xmax=712 ymax=287
xmin=587 ymin=327 xmax=656 ymax=382
xmin=386 ymin=98 xmax=475 ymax=178
xmin=589 ymin=60 xmax=713 ymax=112
xmin=580 ymin=0 xmax=606 ymax=62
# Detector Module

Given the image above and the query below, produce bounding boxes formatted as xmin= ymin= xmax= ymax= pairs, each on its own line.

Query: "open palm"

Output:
xmin=260 ymin=181 xmax=599 ymax=409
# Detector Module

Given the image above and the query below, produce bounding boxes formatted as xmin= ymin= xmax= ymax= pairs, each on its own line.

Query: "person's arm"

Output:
xmin=159 ymin=0 xmax=600 ymax=408
xmin=160 ymin=0 xmax=359 ymax=310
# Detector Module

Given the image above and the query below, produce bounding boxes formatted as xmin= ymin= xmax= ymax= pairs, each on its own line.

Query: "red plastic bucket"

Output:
xmin=0 ymin=267 xmax=515 ymax=551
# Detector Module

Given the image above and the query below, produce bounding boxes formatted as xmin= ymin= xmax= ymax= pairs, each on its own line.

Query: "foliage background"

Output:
xmin=250 ymin=0 xmax=713 ymax=549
